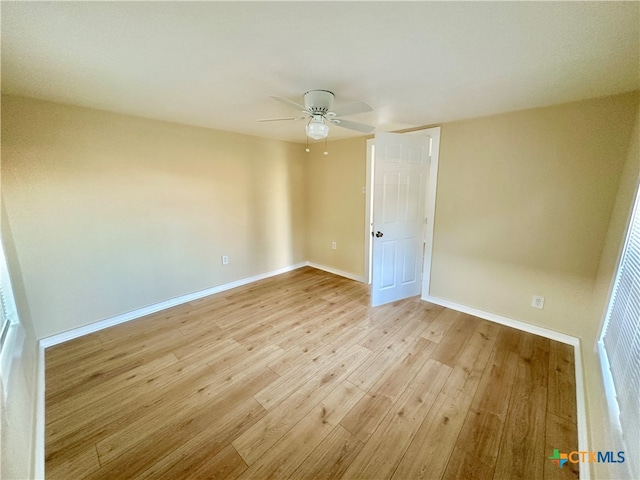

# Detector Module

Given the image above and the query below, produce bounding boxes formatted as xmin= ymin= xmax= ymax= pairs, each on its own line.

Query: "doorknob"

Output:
xmin=375 ymin=231 xmax=384 ymax=238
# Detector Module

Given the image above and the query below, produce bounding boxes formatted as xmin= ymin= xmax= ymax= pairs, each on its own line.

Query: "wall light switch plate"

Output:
xmin=531 ymin=295 xmax=544 ymax=309
xmin=331 ymin=241 xmax=337 ymax=250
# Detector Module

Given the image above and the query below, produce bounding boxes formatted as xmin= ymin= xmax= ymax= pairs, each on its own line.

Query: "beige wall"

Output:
xmin=1 ymin=95 xmax=306 ymax=339
xmin=430 ymin=92 xmax=639 ymax=337
xmin=589 ymin=107 xmax=640 ymax=342
xmin=304 ymin=137 xmax=368 ymax=278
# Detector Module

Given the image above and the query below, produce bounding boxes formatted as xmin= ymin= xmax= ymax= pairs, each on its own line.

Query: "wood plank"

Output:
xmin=46 ymin=351 xmax=179 ymax=422
xmin=548 ymin=340 xmax=577 ymax=424
xmin=232 ymin=346 xmax=371 ymax=465
xmin=467 ymin=330 xmax=521 ymax=416
xmin=287 ymin=424 xmax=364 ymax=480
xmin=86 ymin=368 xmax=278 ymax=479
xmin=236 ymin=381 xmax=365 ymax=479
xmin=520 ymin=333 xmax=550 ymax=388
xmin=170 ymin=328 xmax=234 ymax=360
xmin=544 ymin=412 xmax=580 ymax=480
xmin=493 ymin=358 xmax=548 ymax=480
xmin=46 ymin=340 xmax=167 ymax=402
xmin=455 ymin=326 xmax=522 ymax=466
xmin=441 ymin=447 xmax=495 ymax=480
xmin=274 ymin=304 xmax=369 ymax=352
xmin=392 ymin=389 xmax=474 ymax=480
xmin=341 ymin=359 xmax=452 ymax=480
xmin=267 ymin=316 xmax=368 ymax=376
xmin=368 ymin=336 xmax=437 ymax=401
xmin=442 ymin=318 xmax=500 ymax=397
xmin=200 ymin=339 xmax=281 ymax=374
xmin=431 ymin=312 xmax=481 ymax=367
xmin=357 ymin=300 xmax=435 ymax=351
xmin=94 ymin=364 xmax=278 ymax=466
xmin=421 ymin=307 xmax=460 ymax=343
xmin=339 ymin=386 xmax=395 ymax=443
xmin=46 ymin=324 xmax=220 ymax=404
xmin=134 ymin=398 xmax=263 ymax=480
xmin=456 ymin=408 xmax=505 ymax=472
xmin=253 ymin=344 xmax=368 ymax=412
xmin=46 ymin=444 xmax=101 ymax=480
xmin=46 ymin=361 xmax=217 ymax=462
xmin=233 ymin=300 xmax=331 ymax=346
xmin=45 ymin=333 xmax=104 ymax=371
xmin=347 ymin=313 xmax=431 ymax=392
xmin=208 ymin=343 xmax=285 ymax=376
xmin=185 ymin=444 xmax=248 ymax=480
xmin=217 ymin=278 xmax=346 ymax=333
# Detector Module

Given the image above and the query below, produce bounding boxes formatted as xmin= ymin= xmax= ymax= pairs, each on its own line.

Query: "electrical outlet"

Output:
xmin=331 ymin=241 xmax=337 ymax=250
xmin=221 ymin=255 xmax=229 ymax=265
xmin=531 ymin=295 xmax=544 ymax=309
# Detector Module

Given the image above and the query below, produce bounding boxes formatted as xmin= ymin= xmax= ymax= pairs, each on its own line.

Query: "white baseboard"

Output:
xmin=305 ymin=261 xmax=367 ymax=283
xmin=422 ymin=294 xmax=578 ymax=345
xmin=39 ymin=262 xmax=363 ymax=350
xmin=423 ymin=294 xmax=589 ymax=480
xmin=572 ymin=344 xmax=590 ymax=480
xmin=40 ymin=262 xmax=307 ymax=349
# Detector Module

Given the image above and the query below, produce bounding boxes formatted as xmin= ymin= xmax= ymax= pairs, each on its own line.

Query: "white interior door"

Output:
xmin=371 ymin=132 xmax=430 ymax=307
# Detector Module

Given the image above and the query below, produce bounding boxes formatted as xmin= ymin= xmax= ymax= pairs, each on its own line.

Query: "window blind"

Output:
xmin=601 ymin=185 xmax=640 ymax=479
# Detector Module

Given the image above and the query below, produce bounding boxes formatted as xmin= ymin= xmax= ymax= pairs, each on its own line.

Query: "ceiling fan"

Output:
xmin=257 ymin=90 xmax=375 ymax=140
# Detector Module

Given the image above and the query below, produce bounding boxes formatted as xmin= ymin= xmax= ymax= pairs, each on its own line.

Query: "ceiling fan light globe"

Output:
xmin=306 ymin=121 xmax=329 ymax=140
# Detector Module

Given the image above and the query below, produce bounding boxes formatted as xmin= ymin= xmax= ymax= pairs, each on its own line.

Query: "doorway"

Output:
xmin=365 ymin=127 xmax=441 ymax=305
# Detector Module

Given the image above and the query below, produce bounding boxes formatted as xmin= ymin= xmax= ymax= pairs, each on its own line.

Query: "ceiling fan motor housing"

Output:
xmin=304 ymin=90 xmax=334 ymax=114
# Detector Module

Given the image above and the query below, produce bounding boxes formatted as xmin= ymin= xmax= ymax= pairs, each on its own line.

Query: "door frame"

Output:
xmin=364 ymin=127 xmax=441 ymax=298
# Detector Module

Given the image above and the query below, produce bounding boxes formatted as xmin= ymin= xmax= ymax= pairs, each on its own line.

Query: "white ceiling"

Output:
xmin=2 ymin=1 xmax=638 ymax=143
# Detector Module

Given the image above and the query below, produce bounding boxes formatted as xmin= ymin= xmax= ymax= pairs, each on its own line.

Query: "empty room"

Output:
xmin=1 ymin=2 xmax=639 ymax=480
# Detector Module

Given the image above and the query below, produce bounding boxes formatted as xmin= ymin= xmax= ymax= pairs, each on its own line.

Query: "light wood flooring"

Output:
xmin=45 ymin=267 xmax=579 ymax=479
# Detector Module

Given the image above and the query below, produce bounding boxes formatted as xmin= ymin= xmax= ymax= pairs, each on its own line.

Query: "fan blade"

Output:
xmin=330 ymin=101 xmax=373 ymax=117
xmin=329 ymin=118 xmax=375 ymax=134
xmin=271 ymin=96 xmax=306 ymax=112
xmin=257 ymin=116 xmax=306 ymax=122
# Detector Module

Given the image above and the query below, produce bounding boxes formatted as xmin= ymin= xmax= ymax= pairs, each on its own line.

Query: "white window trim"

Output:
xmin=598 ymin=180 xmax=640 ymax=480
xmin=0 ymin=239 xmax=20 ymax=396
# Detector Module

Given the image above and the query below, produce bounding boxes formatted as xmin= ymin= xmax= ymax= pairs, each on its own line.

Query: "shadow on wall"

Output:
xmin=248 ymin=141 xmax=306 ymax=271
